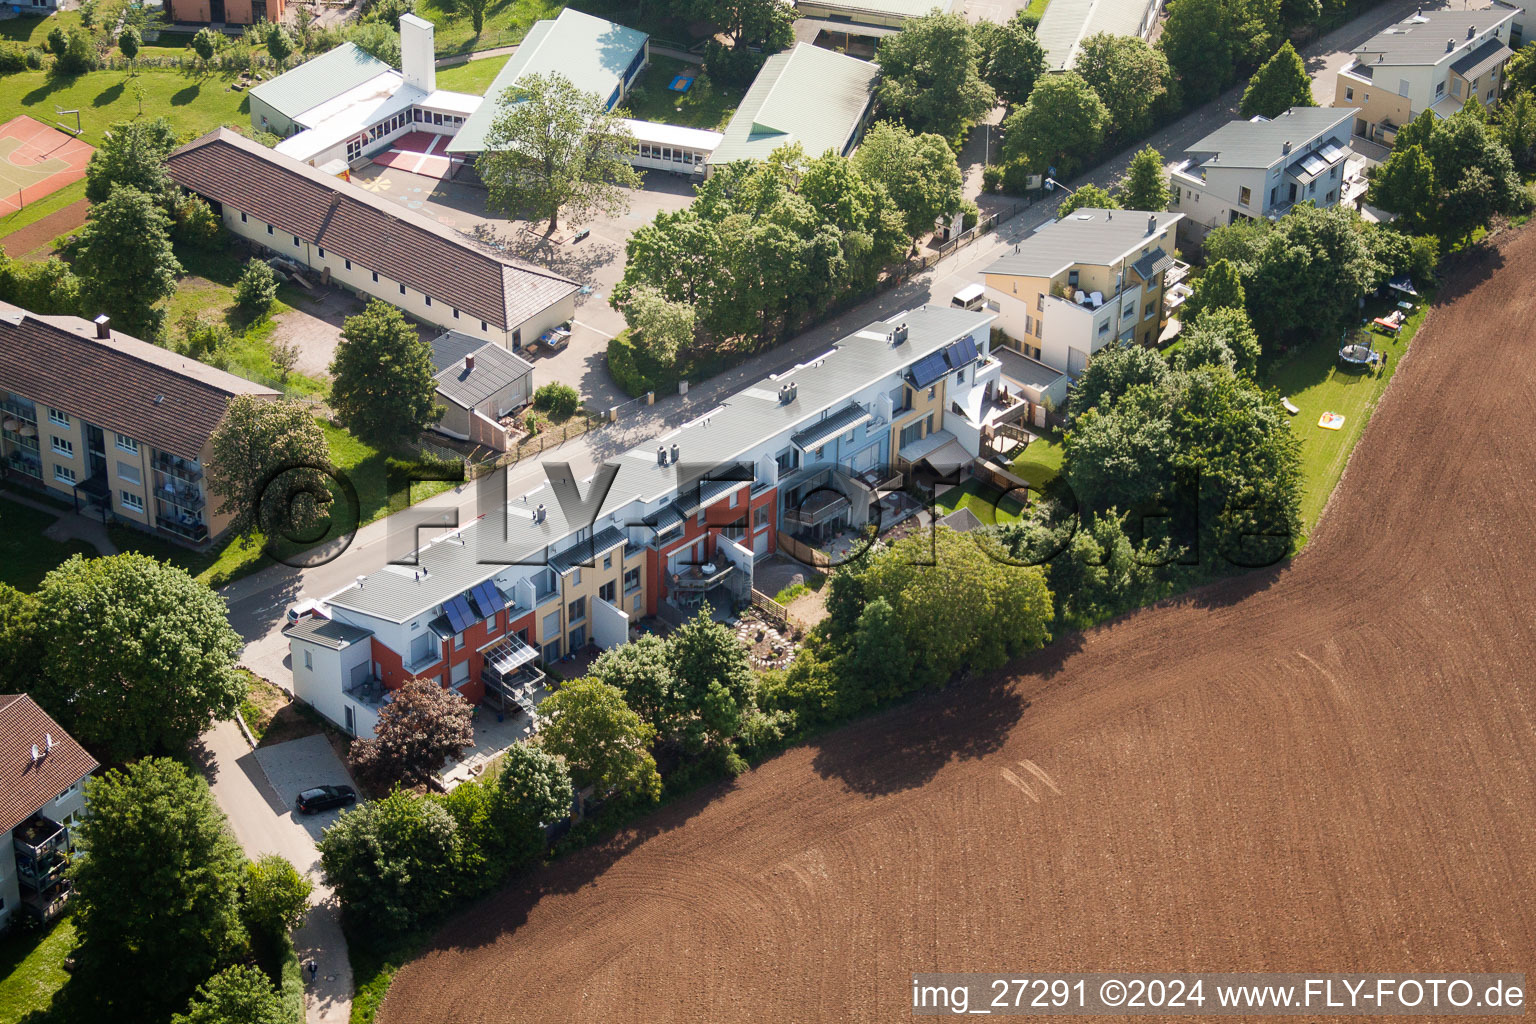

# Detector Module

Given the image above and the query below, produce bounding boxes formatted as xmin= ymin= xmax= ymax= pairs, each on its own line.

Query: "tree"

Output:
xmin=265 ymin=24 xmax=294 ymax=67
xmin=58 ymin=27 xmax=98 ymax=74
xmin=1240 ymin=41 xmax=1316 ymax=118
xmin=172 ymin=966 xmax=288 ymax=1024
xmin=242 ymin=854 xmax=313 ymax=946
xmin=1423 ymin=108 xmax=1526 ymax=233
xmin=536 ymin=678 xmax=662 ymax=801
xmin=329 ymin=300 xmax=441 ymax=448
xmin=235 ymin=257 xmax=278 ymax=318
xmin=207 ymin=396 xmax=331 ymax=543
xmin=61 ymin=185 xmax=181 ymax=339
xmin=1056 ymin=183 xmax=1118 ymax=218
xmin=1366 ymin=143 xmax=1438 ymax=233
xmin=118 ymin=25 xmax=141 ymax=64
xmin=490 ymin=743 xmax=572 ymax=866
xmin=1188 ymin=257 xmax=1246 ymax=318
xmin=844 ymin=595 xmax=910 ymax=709
xmin=1280 ymin=0 xmax=1321 ymax=30
xmin=1074 ymin=33 xmax=1172 ymax=139
xmin=1067 ymin=342 xmax=1169 ymax=421
xmin=1118 ymin=146 xmax=1171 ymax=211
xmin=478 ymin=72 xmax=643 ymax=233
xmin=47 ymin=26 xmax=67 ymax=57
xmin=1002 ymin=71 xmax=1109 ymax=177
xmin=348 ymin=677 xmax=475 ymax=789
xmin=0 ymin=583 xmax=40 ymax=690
xmin=71 ymin=759 xmax=247 ymax=1017
xmin=1184 ymin=305 xmax=1261 ymax=377
xmin=1040 ymin=509 xmax=1167 ymax=628
xmin=690 ymin=0 xmax=793 ymax=50
xmin=460 ymin=0 xmax=490 ymax=33
xmin=623 ymin=284 xmax=695 ymax=364
xmin=346 ymin=21 xmax=401 ymax=66
xmin=982 ymin=10 xmax=1047 ymax=108
xmin=318 ymin=790 xmax=460 ymax=935
xmin=1496 ymin=89 xmax=1536 ymax=169
xmin=588 ymin=633 xmax=678 ymax=741
xmin=1159 ymin=0 xmax=1235 ymax=103
xmin=1507 ymin=42 xmax=1536 ymax=95
xmin=667 ymin=606 xmax=751 ymax=748
xmin=34 ymin=554 xmax=245 ymax=761
xmin=875 ymin=11 xmax=996 ymax=139
xmin=853 ymin=121 xmax=964 ymax=243
xmin=192 ymin=26 xmax=220 ymax=63
xmin=856 ymin=526 xmax=1053 ymax=687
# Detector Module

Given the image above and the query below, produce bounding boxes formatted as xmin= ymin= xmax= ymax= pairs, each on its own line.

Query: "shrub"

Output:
xmin=174 ymin=194 xmax=223 ymax=249
xmin=532 ymin=381 xmax=579 ymax=419
xmin=47 ymin=26 xmax=67 ymax=57
xmin=960 ymin=199 xmax=979 ymax=230
xmin=235 ymin=258 xmax=279 ymax=319
xmin=57 ymin=28 xmax=100 ymax=74
xmin=606 ymin=332 xmax=654 ymax=397
xmin=0 ymin=44 xmax=26 ymax=75
xmin=25 ymin=47 xmax=45 ymax=70
xmin=981 ymin=164 xmax=1004 ymax=193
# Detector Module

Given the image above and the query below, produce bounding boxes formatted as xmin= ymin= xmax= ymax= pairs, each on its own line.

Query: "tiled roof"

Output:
xmin=1352 ymin=7 xmax=1516 ymax=64
xmin=430 ymin=332 xmax=533 ymax=410
xmin=249 ymin=43 xmax=393 ymax=123
xmin=0 ymin=695 xmax=97 ymax=836
xmin=167 ymin=129 xmax=577 ymax=332
xmin=0 ymin=303 xmax=276 ymax=461
xmin=285 ymin=617 xmax=374 ymax=650
xmin=985 ymin=209 xmax=1183 ymax=279
xmin=711 ymin=44 xmax=878 ymax=166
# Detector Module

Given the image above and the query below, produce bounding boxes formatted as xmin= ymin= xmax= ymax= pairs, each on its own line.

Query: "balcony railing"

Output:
xmin=343 ymin=675 xmax=390 ymax=708
xmin=1 ymin=399 xmax=37 ymax=423
xmin=154 ymin=477 xmax=206 ymax=511
xmin=152 ymin=453 xmax=203 ymax=484
xmin=668 ymin=562 xmax=735 ymax=590
xmin=783 ymin=490 xmax=851 ymax=528
xmin=156 ymin=514 xmax=208 ymax=543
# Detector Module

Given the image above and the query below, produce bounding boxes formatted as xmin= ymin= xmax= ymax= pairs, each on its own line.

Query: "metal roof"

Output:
xmin=1130 ymin=246 xmax=1173 ymax=282
xmin=621 ymin=119 xmax=723 ymax=151
xmin=250 ymin=42 xmax=393 ymax=122
xmin=548 ymin=526 xmax=627 ymax=575
xmin=985 ymin=209 xmax=1183 ymax=279
xmin=285 ymin=617 xmax=374 ymax=650
xmin=448 ymin=10 xmax=649 ymax=154
xmin=1352 ymin=6 xmax=1516 ymax=65
xmin=1037 ymin=0 xmax=1160 ymax=71
xmin=326 ymin=305 xmax=993 ymax=622
xmin=1451 ymin=37 xmax=1512 ymax=79
xmin=795 ymin=0 xmax=954 ymax=19
xmin=1184 ymin=108 xmax=1357 ymax=169
xmin=430 ymin=332 xmax=533 ymax=410
xmin=791 ymin=402 xmax=873 ymax=451
xmin=710 ymin=44 xmax=879 ymax=166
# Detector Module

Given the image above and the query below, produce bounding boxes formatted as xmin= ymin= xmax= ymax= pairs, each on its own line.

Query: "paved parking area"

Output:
xmin=268 ymin=287 xmax=370 ymax=378
xmin=253 ymin=734 xmax=358 ymax=846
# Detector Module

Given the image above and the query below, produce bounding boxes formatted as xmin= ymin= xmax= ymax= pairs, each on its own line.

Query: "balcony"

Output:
xmin=479 ymin=634 xmax=545 ymax=714
xmin=1 ymin=398 xmax=37 ymax=423
xmin=14 ymin=815 xmax=74 ymax=921
xmin=782 ymin=490 xmax=851 ymax=529
xmin=667 ymin=561 xmax=736 ymax=590
xmin=344 ymin=675 xmax=390 ymax=708
xmin=152 ymin=452 xmax=203 ymax=484
xmin=156 ymin=514 xmax=209 ymax=543
xmin=154 ymin=476 xmax=206 ymax=511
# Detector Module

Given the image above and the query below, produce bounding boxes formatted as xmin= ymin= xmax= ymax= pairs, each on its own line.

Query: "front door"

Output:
xmin=343 ymin=705 xmax=355 ymax=736
xmin=209 ymin=0 xmax=225 ymax=20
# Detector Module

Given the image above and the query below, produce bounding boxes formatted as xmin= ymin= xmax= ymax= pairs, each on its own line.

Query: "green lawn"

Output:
xmin=415 ymin=0 xmax=561 ymax=55
xmin=934 ymin=479 xmax=1026 ymax=525
xmin=433 ymin=54 xmax=511 ymax=95
xmin=0 ymin=496 xmax=98 ymax=591
xmin=1023 ymin=0 xmax=1051 ymax=20
xmin=1264 ymin=297 xmax=1430 ymax=536
xmin=1010 ymin=439 xmax=1063 ymax=490
xmin=0 ymin=913 xmax=78 ymax=1023
xmin=620 ymin=57 xmax=742 ymax=132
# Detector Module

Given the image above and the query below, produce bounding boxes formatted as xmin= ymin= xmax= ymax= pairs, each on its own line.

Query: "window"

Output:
xmin=776 ymin=448 xmax=797 ymax=473
xmin=1122 ymin=303 xmax=1136 ymax=321
xmin=117 ymin=461 xmax=141 ymax=485
xmin=121 ymin=491 xmax=143 ymax=512
xmin=480 ymin=321 xmax=488 ymax=332
xmin=400 ymin=284 xmax=406 ymax=295
xmin=568 ymin=596 xmax=586 ymax=623
xmin=624 ymin=566 xmax=641 ymax=592
xmin=927 ymin=385 xmax=936 ymax=399
xmin=956 ymin=368 xmax=965 ymax=384
xmin=240 ymin=212 xmax=248 ymax=223
xmin=372 ymin=271 xmax=379 ymax=283
xmin=926 ymin=413 xmax=935 ymax=434
xmin=572 ymin=568 xmax=581 ymax=586
xmin=1326 ymin=190 xmax=1336 ymax=204
xmin=1098 ymin=321 xmax=1110 ymax=336
xmin=899 ymin=421 xmax=923 ymax=447
xmin=53 ymin=465 xmax=75 ymax=485
xmin=1345 ymin=86 xmax=1354 ymax=101
xmin=345 ymin=259 xmax=353 ymax=270
xmin=425 ymin=295 xmax=432 ymax=307
xmin=729 ymin=490 xmax=739 ymax=508
xmin=599 ymin=580 xmax=616 ymax=602
xmin=633 ymin=594 xmax=643 ymax=611
xmin=1239 ymin=186 xmax=1252 ymax=206
xmin=453 ymin=308 xmax=459 ymax=319
xmin=304 ymin=650 xmax=313 ymax=669
xmin=754 ymin=506 xmax=769 ymax=527
xmin=1036 ymin=293 xmax=1045 ymax=312
xmin=1025 ymin=314 xmax=1034 ymax=335
xmin=47 ymin=407 xmax=69 ymax=427
xmin=116 ymin=433 xmax=137 ymax=454
xmin=1436 ymin=80 xmax=1446 ymax=98
xmin=51 ymin=436 xmax=73 ymax=457
xmin=1398 ymin=79 xmax=1410 ymax=98
xmin=293 ymin=235 xmax=301 ymax=246
xmin=1145 ymin=300 xmax=1157 ymax=317
xmin=267 ymin=225 xmax=274 ymax=235
xmin=1331 ymin=165 xmax=1339 ymax=180
xmin=455 ymin=633 xmax=466 ymax=650
xmin=318 ymin=247 xmax=325 ymax=258
xmin=512 ymin=329 xmax=522 ymax=348
xmin=603 ymin=553 xmax=612 ymax=570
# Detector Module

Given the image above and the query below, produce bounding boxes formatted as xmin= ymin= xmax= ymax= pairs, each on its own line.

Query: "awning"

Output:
xmin=791 ymin=403 xmax=872 ymax=452
xmin=481 ymin=635 xmax=539 ymax=676
xmin=900 ymin=429 xmax=971 ymax=473
xmin=954 ymin=386 xmax=986 ymax=425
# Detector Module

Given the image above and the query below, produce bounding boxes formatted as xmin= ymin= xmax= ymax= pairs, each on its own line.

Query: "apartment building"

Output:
xmin=982 ymin=209 xmax=1184 ymax=377
xmin=290 ymin=305 xmax=1000 ymax=738
xmin=1334 ymin=5 xmax=1518 ymax=145
xmin=167 ymin=129 xmax=579 ymax=355
xmin=0 ymin=695 xmax=97 ymax=930
xmin=1170 ymin=107 xmax=1356 ymax=237
xmin=0 ymin=303 xmax=278 ymax=546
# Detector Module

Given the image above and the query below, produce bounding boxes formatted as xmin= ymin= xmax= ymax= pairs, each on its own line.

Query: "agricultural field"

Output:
xmin=375 ymin=232 xmax=1536 ymax=1022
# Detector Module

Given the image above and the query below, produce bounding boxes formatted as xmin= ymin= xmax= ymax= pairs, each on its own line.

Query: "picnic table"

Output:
xmin=1372 ymin=310 xmax=1406 ymax=332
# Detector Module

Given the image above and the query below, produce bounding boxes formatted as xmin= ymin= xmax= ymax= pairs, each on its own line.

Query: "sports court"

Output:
xmin=368 ymin=131 xmax=465 ymax=181
xmin=0 ymin=115 xmax=95 ymax=215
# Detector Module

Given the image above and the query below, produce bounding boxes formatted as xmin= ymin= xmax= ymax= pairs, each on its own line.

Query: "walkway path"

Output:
xmin=2 ymin=489 xmax=118 ymax=556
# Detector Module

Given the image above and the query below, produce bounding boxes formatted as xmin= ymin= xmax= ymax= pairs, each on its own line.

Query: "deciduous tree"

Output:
xmin=318 ymin=790 xmax=460 ymax=935
xmin=34 ymin=554 xmax=245 ymax=761
xmin=622 ymin=284 xmax=695 ymax=364
xmin=981 ymin=10 xmax=1047 ymax=108
xmin=235 ymin=257 xmax=278 ymax=318
xmin=172 ymin=966 xmax=288 ymax=1024
xmin=62 ymin=185 xmax=181 ymax=338
xmin=853 ymin=121 xmax=964 ymax=243
xmin=875 ymin=11 xmax=996 ymax=139
xmin=479 ymin=72 xmax=643 ymax=233
xmin=536 ymin=678 xmax=662 ymax=801
xmin=71 ymin=759 xmax=248 ymax=1017
xmin=329 ymin=300 xmax=441 ymax=449
xmin=1183 ymin=305 xmax=1261 ymax=377
xmin=1002 ymin=71 xmax=1109 ymax=176
xmin=348 ymin=677 xmax=475 ymax=789
xmin=1239 ymin=41 xmax=1316 ymax=118
xmin=1366 ymin=143 xmax=1438 ymax=233
xmin=0 ymin=583 xmax=40 ymax=690
xmin=1118 ymin=146 xmax=1171 ymax=211
xmin=1056 ymin=183 xmax=1118 ymax=218
xmin=241 ymin=853 xmax=313 ymax=947
xmin=1159 ymin=0 xmax=1235 ymax=103
xmin=1074 ymin=33 xmax=1172 ymax=138
xmin=1188 ymin=257 xmax=1246 ymax=318
xmin=208 ymin=396 xmax=333 ymax=543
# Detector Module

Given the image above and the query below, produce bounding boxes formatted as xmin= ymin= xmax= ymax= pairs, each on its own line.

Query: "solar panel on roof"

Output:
xmin=470 ymin=581 xmax=502 ymax=619
xmin=944 ymin=336 xmax=978 ymax=368
xmin=910 ymin=353 xmax=948 ymax=389
xmin=443 ymin=598 xmax=469 ymax=634
xmin=450 ymin=594 xmax=477 ymax=629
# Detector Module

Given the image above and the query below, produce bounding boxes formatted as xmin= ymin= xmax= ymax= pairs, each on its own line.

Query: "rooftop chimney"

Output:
xmin=657 ymin=445 xmax=668 ymax=466
xmin=1446 ymin=38 xmax=1454 ymax=51
xmin=670 ymin=442 xmax=680 ymax=464
xmin=894 ymin=322 xmax=909 ymax=344
xmin=1282 ymin=140 xmax=1292 ymax=154
xmin=400 ymin=13 xmax=436 ymax=94
xmin=93 ymin=314 xmax=110 ymax=339
xmin=1467 ymin=25 xmax=1475 ymax=38
xmin=356 ymin=575 xmax=367 ymax=589
xmin=534 ymin=503 xmax=546 ymax=524
xmin=1146 ymin=214 xmax=1156 ymax=234
xmin=465 ymin=353 xmax=475 ymax=372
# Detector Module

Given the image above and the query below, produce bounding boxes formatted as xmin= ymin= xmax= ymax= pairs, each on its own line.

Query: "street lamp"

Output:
xmin=1044 ymin=176 xmax=1073 ymax=194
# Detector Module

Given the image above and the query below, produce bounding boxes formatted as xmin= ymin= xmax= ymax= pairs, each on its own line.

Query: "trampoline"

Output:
xmin=1338 ymin=330 xmax=1381 ymax=368
xmin=669 ymin=75 xmax=694 ymax=92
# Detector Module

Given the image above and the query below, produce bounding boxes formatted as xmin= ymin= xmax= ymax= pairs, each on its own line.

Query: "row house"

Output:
xmin=1170 ymin=107 xmax=1357 ymax=239
xmin=0 ymin=695 xmax=97 ymax=929
xmin=289 ymin=305 xmax=1000 ymax=738
xmin=0 ymin=303 xmax=277 ymax=546
xmin=167 ymin=128 xmax=579 ymax=356
xmin=1334 ymin=5 xmax=1519 ymax=145
xmin=982 ymin=209 xmax=1184 ymax=378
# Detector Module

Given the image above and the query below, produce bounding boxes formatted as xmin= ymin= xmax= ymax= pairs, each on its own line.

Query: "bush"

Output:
xmin=1001 ymin=159 xmax=1038 ymax=195
xmin=981 ymin=164 xmax=1004 ymax=193
xmin=175 ymin=194 xmax=223 ymax=249
xmin=25 ymin=47 xmax=45 ymax=70
xmin=235 ymin=258 xmax=278 ymax=319
xmin=57 ymin=28 xmax=99 ymax=75
xmin=960 ymin=199 xmax=979 ymax=230
xmin=606 ymin=332 xmax=654 ymax=397
xmin=0 ymin=44 xmax=26 ymax=75
xmin=701 ymin=40 xmax=764 ymax=88
xmin=532 ymin=381 xmax=579 ymax=419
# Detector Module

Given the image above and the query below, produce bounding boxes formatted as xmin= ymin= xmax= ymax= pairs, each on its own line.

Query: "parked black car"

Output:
xmin=296 ymin=785 xmax=357 ymax=814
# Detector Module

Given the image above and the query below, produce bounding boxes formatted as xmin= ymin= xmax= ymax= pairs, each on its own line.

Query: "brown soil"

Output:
xmin=378 ymin=228 xmax=1536 ymax=1024
xmin=1 ymin=197 xmax=89 ymax=259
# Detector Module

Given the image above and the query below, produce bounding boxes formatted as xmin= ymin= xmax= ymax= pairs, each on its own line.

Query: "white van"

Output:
xmin=950 ymin=283 xmax=987 ymax=311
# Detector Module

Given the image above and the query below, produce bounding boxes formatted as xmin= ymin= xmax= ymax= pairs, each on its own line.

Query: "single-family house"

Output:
xmin=1170 ymin=106 xmax=1357 ymax=237
xmin=1334 ymin=5 xmax=1519 ymax=145
xmin=429 ymin=331 xmax=535 ymax=448
xmin=982 ymin=208 xmax=1184 ymax=376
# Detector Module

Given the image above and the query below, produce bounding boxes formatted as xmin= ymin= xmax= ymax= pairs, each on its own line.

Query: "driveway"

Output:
xmin=269 ymin=287 xmax=369 ymax=379
xmin=254 ymin=734 xmax=358 ymax=846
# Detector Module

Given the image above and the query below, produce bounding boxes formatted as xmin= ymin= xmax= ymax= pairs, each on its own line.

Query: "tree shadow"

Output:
xmin=171 ymin=82 xmax=201 ymax=106
xmin=92 ymin=81 xmax=124 ymax=107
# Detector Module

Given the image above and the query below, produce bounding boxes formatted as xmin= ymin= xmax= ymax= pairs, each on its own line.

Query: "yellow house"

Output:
xmin=982 ymin=209 xmax=1183 ymax=377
